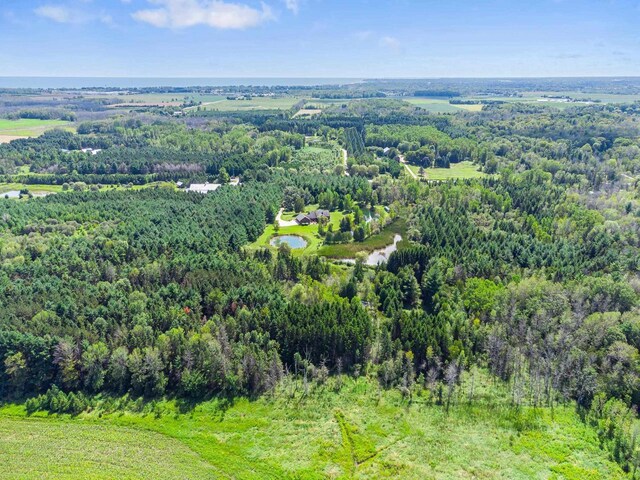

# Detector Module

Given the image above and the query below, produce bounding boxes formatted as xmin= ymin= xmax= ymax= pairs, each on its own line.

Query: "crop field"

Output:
xmin=0 ymin=375 xmax=625 ymax=479
xmin=406 ymin=161 xmax=490 ymax=181
xmin=0 ymin=416 xmax=218 ymax=480
xmin=0 ymin=119 xmax=71 ymax=138
xmin=194 ymin=96 xmax=303 ymax=111
xmin=403 ymin=98 xmax=483 ymax=113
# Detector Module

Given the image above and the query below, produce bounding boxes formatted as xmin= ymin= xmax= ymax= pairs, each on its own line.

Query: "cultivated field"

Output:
xmin=0 ymin=119 xmax=71 ymax=138
xmin=403 ymin=98 xmax=483 ymax=113
xmin=194 ymin=96 xmax=303 ymax=111
xmin=0 ymin=416 xmax=218 ymax=479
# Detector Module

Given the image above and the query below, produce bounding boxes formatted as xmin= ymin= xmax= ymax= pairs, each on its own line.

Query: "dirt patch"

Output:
xmin=0 ymin=135 xmax=27 ymax=144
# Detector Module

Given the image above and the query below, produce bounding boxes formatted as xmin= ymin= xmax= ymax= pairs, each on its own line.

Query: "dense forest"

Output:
xmin=3 ymin=85 xmax=640 ymax=475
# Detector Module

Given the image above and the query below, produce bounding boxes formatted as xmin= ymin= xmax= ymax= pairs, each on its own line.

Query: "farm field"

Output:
xmin=0 ymin=375 xmax=626 ymax=479
xmin=0 ymin=416 xmax=218 ymax=480
xmin=406 ymin=161 xmax=490 ymax=180
xmin=194 ymin=96 xmax=303 ymax=111
xmin=0 ymin=119 xmax=71 ymax=139
xmin=403 ymin=98 xmax=483 ymax=113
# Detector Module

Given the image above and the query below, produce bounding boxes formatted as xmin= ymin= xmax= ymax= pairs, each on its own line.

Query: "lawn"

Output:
xmin=0 ymin=374 xmax=626 ymax=479
xmin=408 ymin=161 xmax=490 ymax=181
xmin=247 ymin=207 xmax=345 ymax=256
xmin=0 ymin=119 xmax=71 ymax=137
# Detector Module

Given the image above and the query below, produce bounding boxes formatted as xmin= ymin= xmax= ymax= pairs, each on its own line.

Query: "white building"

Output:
xmin=187 ymin=183 xmax=221 ymax=194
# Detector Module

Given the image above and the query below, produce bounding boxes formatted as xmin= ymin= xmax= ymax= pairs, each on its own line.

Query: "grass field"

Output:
xmin=0 ymin=416 xmax=219 ymax=480
xmin=289 ymin=145 xmax=341 ymax=172
xmin=194 ymin=96 xmax=303 ymax=112
xmin=0 ymin=374 xmax=626 ymax=479
xmin=407 ymin=161 xmax=490 ymax=181
xmin=0 ymin=119 xmax=71 ymax=138
xmin=403 ymin=98 xmax=483 ymax=113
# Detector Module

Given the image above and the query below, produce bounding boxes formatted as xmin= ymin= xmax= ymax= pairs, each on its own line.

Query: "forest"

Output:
xmin=2 ymin=81 xmax=640 ymax=477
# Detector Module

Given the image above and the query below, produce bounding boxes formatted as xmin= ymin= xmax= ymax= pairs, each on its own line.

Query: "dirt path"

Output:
xmin=399 ymin=155 xmax=418 ymax=179
xmin=342 ymin=149 xmax=350 ymax=176
xmin=275 ymin=208 xmax=298 ymax=227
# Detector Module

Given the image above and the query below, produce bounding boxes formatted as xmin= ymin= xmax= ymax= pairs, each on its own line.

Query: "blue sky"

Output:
xmin=1 ymin=0 xmax=639 ymax=77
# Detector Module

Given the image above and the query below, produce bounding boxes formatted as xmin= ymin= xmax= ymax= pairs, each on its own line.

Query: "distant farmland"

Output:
xmin=0 ymin=118 xmax=71 ymax=140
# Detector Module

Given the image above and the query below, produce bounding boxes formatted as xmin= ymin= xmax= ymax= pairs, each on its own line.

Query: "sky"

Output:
xmin=1 ymin=0 xmax=639 ymax=78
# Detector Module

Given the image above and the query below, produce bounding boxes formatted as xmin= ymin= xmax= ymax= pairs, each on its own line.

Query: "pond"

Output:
xmin=2 ymin=190 xmax=21 ymax=199
xmin=364 ymin=234 xmax=402 ymax=266
xmin=270 ymin=235 xmax=308 ymax=249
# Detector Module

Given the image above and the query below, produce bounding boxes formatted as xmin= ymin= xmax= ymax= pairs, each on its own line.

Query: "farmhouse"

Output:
xmin=295 ymin=209 xmax=330 ymax=225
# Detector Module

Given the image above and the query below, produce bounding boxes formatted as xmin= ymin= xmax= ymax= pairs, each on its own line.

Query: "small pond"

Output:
xmin=270 ymin=235 xmax=308 ymax=249
xmin=2 ymin=190 xmax=21 ymax=199
xmin=341 ymin=235 xmax=403 ymax=266
xmin=365 ymin=234 xmax=402 ymax=266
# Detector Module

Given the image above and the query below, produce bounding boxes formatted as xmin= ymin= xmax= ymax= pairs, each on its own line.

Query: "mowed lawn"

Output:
xmin=0 ymin=375 xmax=627 ymax=479
xmin=0 ymin=119 xmax=71 ymax=137
xmin=408 ymin=161 xmax=490 ymax=180
xmin=247 ymin=207 xmax=345 ymax=256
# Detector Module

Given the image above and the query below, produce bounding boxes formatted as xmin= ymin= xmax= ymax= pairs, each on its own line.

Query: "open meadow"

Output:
xmin=406 ymin=161 xmax=490 ymax=181
xmin=0 ymin=375 xmax=626 ymax=480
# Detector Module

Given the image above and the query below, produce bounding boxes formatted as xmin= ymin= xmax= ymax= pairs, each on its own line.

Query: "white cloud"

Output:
xmin=379 ymin=36 xmax=401 ymax=53
xmin=34 ymin=4 xmax=112 ymax=25
xmin=283 ymin=0 xmax=298 ymax=14
xmin=132 ymin=0 xmax=274 ymax=29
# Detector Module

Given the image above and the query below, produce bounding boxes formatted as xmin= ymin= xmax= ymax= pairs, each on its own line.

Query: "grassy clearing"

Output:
xmin=407 ymin=161 xmax=490 ymax=181
xmin=0 ymin=119 xmax=71 ymax=137
xmin=0 ymin=374 xmax=626 ymax=479
xmin=318 ymin=219 xmax=406 ymax=259
xmin=247 ymin=208 xmax=346 ymax=256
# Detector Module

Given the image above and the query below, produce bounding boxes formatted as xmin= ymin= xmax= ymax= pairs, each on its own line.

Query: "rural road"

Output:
xmin=341 ymin=149 xmax=350 ymax=176
xmin=399 ymin=155 xmax=418 ymax=179
xmin=276 ymin=208 xmax=298 ymax=227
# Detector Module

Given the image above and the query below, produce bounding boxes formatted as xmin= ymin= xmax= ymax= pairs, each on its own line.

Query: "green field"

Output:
xmin=0 ymin=375 xmax=626 ymax=479
xmin=407 ymin=161 xmax=490 ymax=181
xmin=0 ymin=119 xmax=71 ymax=138
xmin=194 ymin=96 xmax=303 ymax=112
xmin=289 ymin=145 xmax=341 ymax=172
xmin=403 ymin=98 xmax=483 ymax=113
xmin=0 ymin=416 xmax=219 ymax=479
